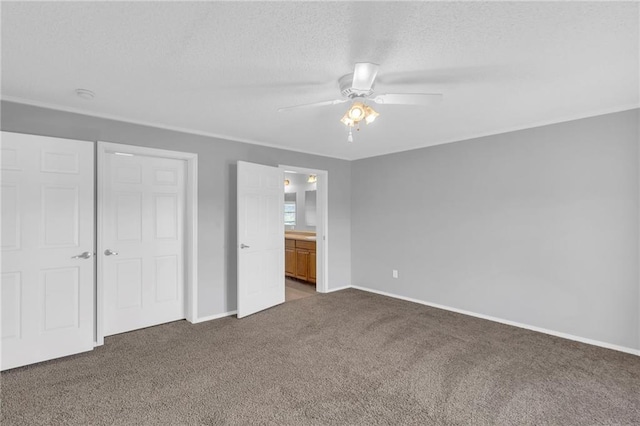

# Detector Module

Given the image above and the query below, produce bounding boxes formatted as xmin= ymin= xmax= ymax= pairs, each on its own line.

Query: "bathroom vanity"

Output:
xmin=284 ymin=232 xmax=316 ymax=284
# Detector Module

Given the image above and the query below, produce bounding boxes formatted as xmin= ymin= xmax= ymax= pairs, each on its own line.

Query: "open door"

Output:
xmin=237 ymin=161 xmax=284 ymax=318
xmin=1 ymin=132 xmax=95 ymax=370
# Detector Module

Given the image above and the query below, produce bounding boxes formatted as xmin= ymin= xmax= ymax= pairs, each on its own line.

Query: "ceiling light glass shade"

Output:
xmin=340 ymin=113 xmax=355 ymax=127
xmin=284 ymin=179 xmax=290 ymax=186
xmin=347 ymin=102 xmax=366 ymax=122
xmin=364 ymin=105 xmax=379 ymax=124
xmin=307 ymin=175 xmax=317 ymax=183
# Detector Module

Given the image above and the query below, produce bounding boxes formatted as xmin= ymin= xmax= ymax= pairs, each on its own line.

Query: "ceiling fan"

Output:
xmin=278 ymin=63 xmax=443 ymax=142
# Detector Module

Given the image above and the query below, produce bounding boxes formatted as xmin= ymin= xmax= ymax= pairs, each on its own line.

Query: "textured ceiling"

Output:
xmin=2 ymin=2 xmax=638 ymax=160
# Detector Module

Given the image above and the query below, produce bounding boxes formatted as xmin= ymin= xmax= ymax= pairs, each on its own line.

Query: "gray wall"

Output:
xmin=3 ymin=100 xmax=637 ymax=351
xmin=352 ymin=109 xmax=639 ymax=350
xmin=1 ymin=101 xmax=352 ymax=318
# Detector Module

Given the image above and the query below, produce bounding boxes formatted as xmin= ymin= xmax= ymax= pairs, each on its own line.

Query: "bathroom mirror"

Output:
xmin=305 ymin=190 xmax=316 ymax=226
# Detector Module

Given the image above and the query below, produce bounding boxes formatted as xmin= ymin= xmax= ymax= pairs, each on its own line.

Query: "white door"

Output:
xmin=101 ymin=151 xmax=185 ymax=336
xmin=237 ymin=161 xmax=284 ymax=318
xmin=1 ymin=132 xmax=95 ymax=371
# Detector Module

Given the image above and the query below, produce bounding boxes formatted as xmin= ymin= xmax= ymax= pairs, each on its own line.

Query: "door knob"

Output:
xmin=240 ymin=244 xmax=250 ymax=249
xmin=71 ymin=251 xmax=93 ymax=259
xmin=104 ymin=249 xmax=119 ymax=256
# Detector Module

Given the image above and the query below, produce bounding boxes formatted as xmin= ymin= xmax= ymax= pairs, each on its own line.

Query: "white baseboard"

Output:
xmin=191 ymin=310 xmax=237 ymax=324
xmin=324 ymin=285 xmax=352 ymax=293
xmin=349 ymin=285 xmax=640 ymax=357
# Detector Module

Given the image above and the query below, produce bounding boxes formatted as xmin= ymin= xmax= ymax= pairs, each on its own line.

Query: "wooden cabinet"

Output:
xmin=285 ymin=249 xmax=296 ymax=277
xmin=295 ymin=249 xmax=310 ymax=281
xmin=284 ymin=237 xmax=316 ymax=284
xmin=309 ymin=251 xmax=316 ymax=283
xmin=285 ymin=239 xmax=296 ymax=277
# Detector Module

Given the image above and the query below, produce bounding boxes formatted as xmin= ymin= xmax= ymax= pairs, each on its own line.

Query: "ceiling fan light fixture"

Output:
xmin=341 ymin=102 xmax=379 ymax=132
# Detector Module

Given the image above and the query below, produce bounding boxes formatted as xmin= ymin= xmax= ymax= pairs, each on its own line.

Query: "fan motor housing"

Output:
xmin=339 ymin=73 xmax=374 ymax=98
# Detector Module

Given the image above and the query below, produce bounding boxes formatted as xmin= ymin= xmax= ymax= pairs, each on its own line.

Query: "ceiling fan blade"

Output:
xmin=370 ymin=93 xmax=443 ymax=106
xmin=278 ymin=99 xmax=347 ymax=112
xmin=376 ymin=66 xmax=508 ymax=86
xmin=352 ymin=62 xmax=379 ymax=91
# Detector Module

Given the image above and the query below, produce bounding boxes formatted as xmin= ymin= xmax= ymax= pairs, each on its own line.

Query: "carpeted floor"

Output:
xmin=1 ymin=288 xmax=639 ymax=425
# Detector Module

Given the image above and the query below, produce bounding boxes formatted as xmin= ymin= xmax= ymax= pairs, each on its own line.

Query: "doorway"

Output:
xmin=96 ymin=142 xmax=198 ymax=345
xmin=235 ymin=162 xmax=329 ymax=318
xmin=281 ymin=165 xmax=328 ymax=301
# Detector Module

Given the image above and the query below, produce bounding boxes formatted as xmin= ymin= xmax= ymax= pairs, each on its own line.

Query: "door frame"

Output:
xmin=279 ymin=165 xmax=329 ymax=293
xmin=96 ymin=141 xmax=198 ymax=345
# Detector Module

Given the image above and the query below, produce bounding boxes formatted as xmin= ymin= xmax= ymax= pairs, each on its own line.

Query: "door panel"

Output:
xmin=155 ymin=255 xmax=178 ymax=302
xmin=42 ymin=267 xmax=79 ymax=331
xmin=1 ymin=184 xmax=20 ymax=250
xmin=41 ymin=185 xmax=79 ymax=247
xmin=102 ymin=152 xmax=185 ymax=336
xmin=1 ymin=272 xmax=21 ymax=339
xmin=115 ymin=259 xmax=143 ymax=309
xmin=1 ymin=131 xmax=94 ymax=371
xmin=41 ymin=150 xmax=79 ymax=173
xmin=237 ymin=161 xmax=284 ymax=318
xmin=154 ymin=194 xmax=178 ymax=239
xmin=116 ymin=193 xmax=142 ymax=241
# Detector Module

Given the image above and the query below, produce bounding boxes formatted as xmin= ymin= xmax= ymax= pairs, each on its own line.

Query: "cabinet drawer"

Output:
xmin=295 ymin=240 xmax=316 ymax=251
xmin=285 ymin=239 xmax=295 ymax=248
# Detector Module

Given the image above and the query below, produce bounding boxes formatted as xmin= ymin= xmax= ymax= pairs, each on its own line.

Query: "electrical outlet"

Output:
xmin=392 ymin=269 xmax=399 ymax=278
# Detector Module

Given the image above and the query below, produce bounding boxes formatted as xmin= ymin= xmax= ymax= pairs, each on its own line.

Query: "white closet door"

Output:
xmin=101 ymin=152 xmax=185 ymax=336
xmin=1 ymin=131 xmax=95 ymax=371
xmin=237 ymin=161 xmax=284 ymax=318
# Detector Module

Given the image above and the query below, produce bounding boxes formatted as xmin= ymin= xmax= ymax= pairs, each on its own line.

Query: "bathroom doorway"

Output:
xmin=280 ymin=165 xmax=328 ymax=301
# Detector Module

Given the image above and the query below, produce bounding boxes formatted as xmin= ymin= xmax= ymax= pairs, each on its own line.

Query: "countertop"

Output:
xmin=285 ymin=232 xmax=317 ymax=242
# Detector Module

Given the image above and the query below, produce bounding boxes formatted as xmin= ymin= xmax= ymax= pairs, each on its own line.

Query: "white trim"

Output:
xmin=186 ymin=157 xmax=199 ymax=324
xmin=96 ymin=141 xmax=199 ymax=346
xmin=96 ymin=145 xmax=104 ymax=346
xmin=350 ymin=104 xmax=640 ymax=160
xmin=191 ymin=311 xmax=237 ymax=324
xmin=4 ymin=96 xmax=637 ymax=162
xmin=279 ymin=165 xmax=329 ymax=293
xmin=324 ymin=285 xmax=351 ymax=293
xmin=1 ymin=96 xmax=350 ymax=161
xmin=350 ymin=285 xmax=640 ymax=357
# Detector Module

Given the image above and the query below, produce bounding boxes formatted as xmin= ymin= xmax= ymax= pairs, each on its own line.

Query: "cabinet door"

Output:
xmin=309 ymin=251 xmax=316 ymax=283
xmin=295 ymin=249 xmax=309 ymax=281
xmin=285 ymin=247 xmax=296 ymax=277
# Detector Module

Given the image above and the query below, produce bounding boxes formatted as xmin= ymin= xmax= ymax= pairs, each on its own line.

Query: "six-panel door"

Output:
xmin=237 ymin=161 xmax=285 ymax=318
xmin=1 ymin=132 xmax=95 ymax=371
xmin=101 ymin=152 xmax=186 ymax=336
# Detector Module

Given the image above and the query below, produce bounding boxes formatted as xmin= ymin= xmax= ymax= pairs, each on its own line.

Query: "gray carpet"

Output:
xmin=1 ymin=289 xmax=639 ymax=425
